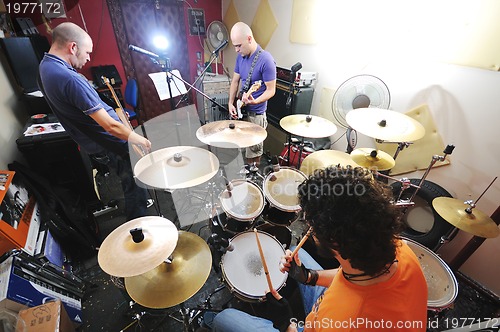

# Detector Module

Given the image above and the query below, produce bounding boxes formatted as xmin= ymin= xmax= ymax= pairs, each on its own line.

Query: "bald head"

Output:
xmin=230 ymin=22 xmax=257 ymax=57
xmin=50 ymin=22 xmax=93 ymax=69
xmin=52 ymin=22 xmax=90 ymax=48
xmin=231 ymin=22 xmax=253 ymax=40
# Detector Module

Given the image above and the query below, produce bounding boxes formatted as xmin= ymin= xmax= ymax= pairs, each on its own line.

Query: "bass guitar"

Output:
xmin=235 ymin=80 xmax=262 ymax=119
xmin=101 ymin=76 xmax=146 ymax=158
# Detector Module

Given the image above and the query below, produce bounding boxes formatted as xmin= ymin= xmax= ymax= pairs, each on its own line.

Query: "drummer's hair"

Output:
xmin=298 ymin=165 xmax=404 ymax=276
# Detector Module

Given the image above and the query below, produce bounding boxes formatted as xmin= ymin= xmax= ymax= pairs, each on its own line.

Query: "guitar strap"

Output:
xmin=240 ymin=48 xmax=263 ymax=95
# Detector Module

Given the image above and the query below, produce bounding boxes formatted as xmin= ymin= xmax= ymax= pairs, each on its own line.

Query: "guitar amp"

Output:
xmin=267 ymin=66 xmax=314 ymax=128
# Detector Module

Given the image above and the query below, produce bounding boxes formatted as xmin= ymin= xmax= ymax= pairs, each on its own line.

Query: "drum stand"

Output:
xmin=375 ymin=144 xmax=455 ymax=211
xmin=167 ymin=285 xmax=226 ymax=332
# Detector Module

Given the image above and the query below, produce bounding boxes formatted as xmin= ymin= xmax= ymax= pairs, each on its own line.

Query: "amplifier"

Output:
xmin=267 ymin=84 xmax=314 ymax=129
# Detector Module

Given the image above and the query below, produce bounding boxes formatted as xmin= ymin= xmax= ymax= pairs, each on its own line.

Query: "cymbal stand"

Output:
xmin=376 ymin=144 xmax=455 ymax=210
xmin=376 ymin=141 xmax=413 ymax=162
xmin=167 ymin=285 xmax=225 ymax=332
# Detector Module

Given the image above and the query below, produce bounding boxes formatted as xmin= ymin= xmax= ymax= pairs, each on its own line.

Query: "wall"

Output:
xmin=222 ymin=0 xmax=500 ymax=296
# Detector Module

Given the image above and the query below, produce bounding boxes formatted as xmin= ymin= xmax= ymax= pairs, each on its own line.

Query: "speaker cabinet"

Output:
xmin=267 ymin=84 xmax=314 ymax=128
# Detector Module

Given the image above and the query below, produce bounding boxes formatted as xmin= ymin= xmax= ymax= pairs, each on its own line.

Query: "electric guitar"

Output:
xmin=235 ymin=80 xmax=262 ymax=119
xmin=101 ymin=76 xmax=146 ymax=158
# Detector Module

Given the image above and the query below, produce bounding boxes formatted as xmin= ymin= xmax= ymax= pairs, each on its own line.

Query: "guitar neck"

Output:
xmin=102 ymin=77 xmax=133 ymax=131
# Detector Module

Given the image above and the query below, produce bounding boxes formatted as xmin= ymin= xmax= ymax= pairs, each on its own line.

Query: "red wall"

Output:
xmin=6 ymin=0 xmax=222 ymax=105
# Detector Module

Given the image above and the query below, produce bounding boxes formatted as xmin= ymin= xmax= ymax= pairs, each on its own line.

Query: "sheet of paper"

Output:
xmin=149 ymin=70 xmax=188 ymax=101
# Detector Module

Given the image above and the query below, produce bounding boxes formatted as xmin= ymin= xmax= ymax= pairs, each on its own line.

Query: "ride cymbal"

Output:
xmin=196 ymin=120 xmax=267 ymax=148
xmin=124 ymin=231 xmax=212 ymax=309
xmin=280 ymin=115 xmax=337 ymax=138
xmin=98 ymin=216 xmax=179 ymax=277
xmin=134 ymin=146 xmax=219 ymax=189
xmin=432 ymin=197 xmax=499 ymax=238
xmin=300 ymin=150 xmax=358 ymax=176
xmin=350 ymin=148 xmax=396 ymax=171
xmin=345 ymin=108 xmax=425 ymax=142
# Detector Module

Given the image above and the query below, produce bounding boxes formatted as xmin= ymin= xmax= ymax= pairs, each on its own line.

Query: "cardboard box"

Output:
xmin=15 ymin=299 xmax=75 ymax=332
xmin=0 ymin=255 xmax=82 ymax=324
xmin=0 ymin=171 xmax=38 ymax=256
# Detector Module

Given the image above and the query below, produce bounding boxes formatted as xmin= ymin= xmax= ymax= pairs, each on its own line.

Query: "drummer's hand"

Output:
xmin=280 ymin=249 xmax=294 ymax=273
xmin=266 ymin=289 xmax=293 ymax=332
xmin=281 ymin=249 xmax=311 ymax=285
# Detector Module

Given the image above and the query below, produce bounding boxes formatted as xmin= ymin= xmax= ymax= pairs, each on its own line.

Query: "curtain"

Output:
xmin=106 ymin=0 xmax=191 ymax=122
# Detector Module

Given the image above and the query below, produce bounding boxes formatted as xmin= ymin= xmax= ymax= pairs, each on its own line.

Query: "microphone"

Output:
xmin=212 ymin=40 xmax=228 ymax=55
xmin=128 ymin=44 xmax=160 ymax=59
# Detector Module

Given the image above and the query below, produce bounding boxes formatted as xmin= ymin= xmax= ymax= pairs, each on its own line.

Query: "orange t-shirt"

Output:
xmin=304 ymin=241 xmax=428 ymax=331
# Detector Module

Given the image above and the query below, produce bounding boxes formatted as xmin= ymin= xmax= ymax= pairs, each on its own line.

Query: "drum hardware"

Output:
xmin=345 ymin=108 xmax=425 ymax=142
xmin=280 ymin=114 xmax=338 ymax=169
xmin=379 ymin=145 xmax=455 ymax=216
xmin=350 ymin=148 xmax=396 ymax=171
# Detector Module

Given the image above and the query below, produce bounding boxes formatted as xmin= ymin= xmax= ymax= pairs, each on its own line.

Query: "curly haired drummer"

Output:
xmin=212 ymin=166 xmax=428 ymax=331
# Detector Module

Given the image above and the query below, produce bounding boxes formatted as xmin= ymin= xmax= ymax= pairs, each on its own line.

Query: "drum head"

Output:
xmin=221 ymin=231 xmax=287 ymax=300
xmin=263 ymin=167 xmax=307 ymax=212
xmin=404 ymin=238 xmax=458 ymax=310
xmin=219 ymin=180 xmax=264 ymax=221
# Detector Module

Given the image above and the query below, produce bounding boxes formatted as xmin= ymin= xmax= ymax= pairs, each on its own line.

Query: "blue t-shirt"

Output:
xmin=38 ymin=54 xmax=127 ymax=155
xmin=234 ymin=45 xmax=276 ymax=114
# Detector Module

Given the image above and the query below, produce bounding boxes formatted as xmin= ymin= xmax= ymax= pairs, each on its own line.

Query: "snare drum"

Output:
xmin=262 ymin=167 xmax=307 ymax=226
xmin=404 ymin=238 xmax=458 ymax=311
xmin=221 ymin=230 xmax=288 ymax=302
xmin=219 ymin=179 xmax=265 ymax=222
xmin=256 ymin=222 xmax=292 ymax=249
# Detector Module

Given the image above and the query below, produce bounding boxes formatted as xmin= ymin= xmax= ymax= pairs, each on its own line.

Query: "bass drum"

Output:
xmin=391 ymin=179 xmax=454 ymax=250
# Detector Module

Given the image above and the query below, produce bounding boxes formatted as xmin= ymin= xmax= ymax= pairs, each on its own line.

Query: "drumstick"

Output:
xmin=292 ymin=227 xmax=312 ymax=257
xmin=253 ymin=228 xmax=273 ymax=291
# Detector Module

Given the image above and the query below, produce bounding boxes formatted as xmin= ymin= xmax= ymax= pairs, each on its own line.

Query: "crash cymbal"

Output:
xmin=196 ymin=120 xmax=267 ymax=148
xmin=280 ymin=115 xmax=337 ymax=138
xmin=350 ymin=148 xmax=396 ymax=171
xmin=345 ymin=108 xmax=425 ymax=142
xmin=124 ymin=231 xmax=212 ymax=309
xmin=134 ymin=146 xmax=219 ymax=189
xmin=98 ymin=216 xmax=179 ymax=277
xmin=433 ymin=197 xmax=500 ymax=238
xmin=300 ymin=150 xmax=358 ymax=176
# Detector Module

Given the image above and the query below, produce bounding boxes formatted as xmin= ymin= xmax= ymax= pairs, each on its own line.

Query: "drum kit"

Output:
xmin=98 ymin=107 xmax=498 ymax=327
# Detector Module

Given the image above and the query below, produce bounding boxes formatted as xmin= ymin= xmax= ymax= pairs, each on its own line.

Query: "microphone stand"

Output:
xmin=167 ymin=68 xmax=228 ymax=125
xmin=175 ymin=48 xmax=224 ymax=112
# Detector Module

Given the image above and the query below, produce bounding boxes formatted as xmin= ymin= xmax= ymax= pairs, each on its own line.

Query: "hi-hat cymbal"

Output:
xmin=98 ymin=216 xmax=179 ymax=277
xmin=300 ymin=150 xmax=358 ymax=176
xmin=280 ymin=115 xmax=337 ymax=138
xmin=350 ymin=148 xmax=396 ymax=171
xmin=124 ymin=231 xmax=212 ymax=309
xmin=134 ymin=146 xmax=219 ymax=189
xmin=346 ymin=108 xmax=425 ymax=142
xmin=196 ymin=120 xmax=267 ymax=148
xmin=433 ymin=197 xmax=500 ymax=238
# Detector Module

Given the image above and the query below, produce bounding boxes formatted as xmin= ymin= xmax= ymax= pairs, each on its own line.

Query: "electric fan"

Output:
xmin=331 ymin=74 xmax=391 ymax=151
xmin=206 ymin=20 xmax=229 ymax=75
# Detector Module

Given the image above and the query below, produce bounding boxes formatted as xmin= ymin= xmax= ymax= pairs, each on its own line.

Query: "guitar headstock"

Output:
xmin=101 ymin=76 xmax=111 ymax=87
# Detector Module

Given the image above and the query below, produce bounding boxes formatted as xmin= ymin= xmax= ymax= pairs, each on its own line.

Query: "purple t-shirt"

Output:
xmin=234 ymin=45 xmax=276 ymax=114
xmin=38 ymin=54 xmax=127 ymax=155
